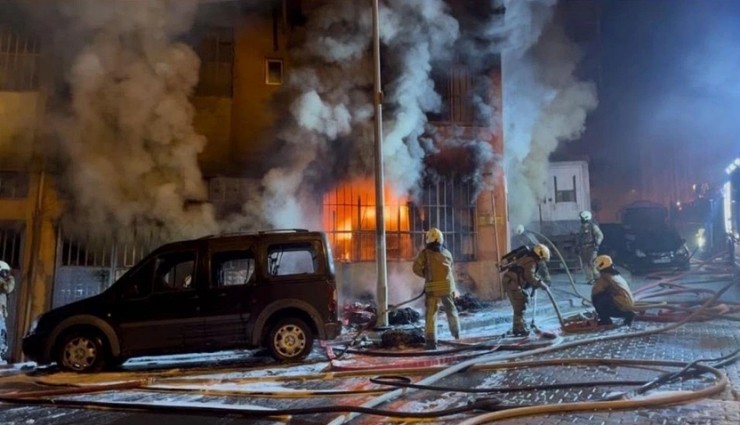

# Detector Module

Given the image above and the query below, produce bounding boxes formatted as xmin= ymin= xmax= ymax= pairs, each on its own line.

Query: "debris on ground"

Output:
xmin=454 ymin=293 xmax=491 ymax=312
xmin=389 ymin=307 xmax=421 ymax=325
xmin=379 ymin=328 xmax=425 ymax=349
xmin=343 ymin=302 xmax=377 ymax=327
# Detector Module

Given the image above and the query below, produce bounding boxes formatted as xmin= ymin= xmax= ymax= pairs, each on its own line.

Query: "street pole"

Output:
xmin=372 ymin=0 xmax=389 ymax=328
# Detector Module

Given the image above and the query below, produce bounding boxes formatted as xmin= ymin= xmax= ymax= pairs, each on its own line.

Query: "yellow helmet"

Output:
xmin=594 ymin=255 xmax=613 ymax=271
xmin=426 ymin=228 xmax=444 ymax=244
xmin=533 ymin=244 xmax=550 ymax=261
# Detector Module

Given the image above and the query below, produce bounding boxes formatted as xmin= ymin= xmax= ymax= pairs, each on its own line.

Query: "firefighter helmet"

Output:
xmin=533 ymin=244 xmax=551 ymax=261
xmin=579 ymin=210 xmax=592 ymax=222
xmin=594 ymin=255 xmax=613 ymax=271
xmin=426 ymin=228 xmax=444 ymax=244
xmin=0 ymin=261 xmax=9 ymax=278
xmin=514 ymin=224 xmax=525 ymax=235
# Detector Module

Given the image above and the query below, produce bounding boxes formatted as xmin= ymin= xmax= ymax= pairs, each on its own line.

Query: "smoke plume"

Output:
xmin=28 ymin=0 xmax=218 ymax=242
xmin=498 ymin=0 xmax=599 ymax=226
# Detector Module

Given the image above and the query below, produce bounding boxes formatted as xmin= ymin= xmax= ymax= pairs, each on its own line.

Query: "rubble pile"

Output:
xmin=454 ymin=293 xmax=490 ymax=312
xmin=379 ymin=328 xmax=425 ymax=349
xmin=389 ymin=307 xmax=421 ymax=325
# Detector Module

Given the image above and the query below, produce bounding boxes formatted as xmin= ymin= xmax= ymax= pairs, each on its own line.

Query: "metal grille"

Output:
xmin=0 ymin=27 xmax=39 ymax=91
xmin=415 ymin=178 xmax=477 ymax=261
xmin=429 ymin=66 xmax=481 ymax=125
xmin=322 ymin=178 xmax=476 ymax=262
xmin=0 ymin=224 xmax=22 ymax=268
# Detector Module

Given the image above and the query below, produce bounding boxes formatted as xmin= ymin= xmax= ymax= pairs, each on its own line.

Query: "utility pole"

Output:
xmin=371 ymin=0 xmax=388 ymax=328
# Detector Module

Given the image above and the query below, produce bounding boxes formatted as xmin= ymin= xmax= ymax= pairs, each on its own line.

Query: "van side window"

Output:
xmin=154 ymin=251 xmax=196 ymax=292
xmin=119 ymin=261 xmax=154 ymax=299
xmin=213 ymin=250 xmax=256 ymax=287
xmin=267 ymin=242 xmax=318 ymax=277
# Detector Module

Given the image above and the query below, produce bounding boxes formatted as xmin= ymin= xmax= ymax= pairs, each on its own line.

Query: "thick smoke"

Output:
xmin=251 ymin=0 xmax=464 ymax=230
xmin=29 ymin=0 xmax=218 ymax=242
xmin=498 ymin=0 xmax=599 ymax=226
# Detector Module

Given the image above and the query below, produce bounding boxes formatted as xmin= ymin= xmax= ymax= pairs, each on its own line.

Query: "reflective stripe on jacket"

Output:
xmin=592 ymin=272 xmax=634 ymax=312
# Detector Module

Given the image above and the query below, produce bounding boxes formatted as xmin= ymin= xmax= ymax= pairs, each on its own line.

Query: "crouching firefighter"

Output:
xmin=413 ymin=228 xmax=461 ymax=350
xmin=500 ymin=244 xmax=551 ymax=336
xmin=592 ymin=255 xmax=636 ymax=326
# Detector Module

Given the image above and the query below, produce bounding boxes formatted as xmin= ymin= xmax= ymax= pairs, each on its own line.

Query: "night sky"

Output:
xmin=561 ymin=0 xmax=740 ymax=221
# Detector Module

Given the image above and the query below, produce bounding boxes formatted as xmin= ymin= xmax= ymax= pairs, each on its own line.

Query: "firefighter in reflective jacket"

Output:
xmin=577 ymin=210 xmax=604 ymax=284
xmin=502 ymin=244 xmax=551 ymax=336
xmin=413 ymin=228 xmax=460 ymax=350
xmin=592 ymin=255 xmax=636 ymax=326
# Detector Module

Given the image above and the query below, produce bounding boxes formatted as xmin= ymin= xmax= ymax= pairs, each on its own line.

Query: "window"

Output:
xmin=267 ymin=242 xmax=317 ymax=276
xmin=193 ymin=28 xmax=234 ymax=97
xmin=0 ymin=27 xmax=39 ymax=91
xmin=213 ymin=250 xmax=256 ymax=287
xmin=554 ymin=176 xmax=577 ymax=203
xmin=0 ymin=172 xmax=29 ymax=198
xmin=428 ymin=66 xmax=488 ymax=126
xmin=322 ymin=177 xmax=476 ymax=261
xmin=154 ymin=251 xmax=196 ymax=292
xmin=266 ymin=59 xmax=283 ymax=85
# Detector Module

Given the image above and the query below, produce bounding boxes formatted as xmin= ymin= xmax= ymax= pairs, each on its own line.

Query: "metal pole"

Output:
xmin=372 ymin=0 xmax=388 ymax=328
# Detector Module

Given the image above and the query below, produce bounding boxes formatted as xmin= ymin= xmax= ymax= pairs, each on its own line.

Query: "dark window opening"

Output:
xmin=266 ymin=59 xmax=283 ymax=85
xmin=193 ymin=28 xmax=234 ymax=97
xmin=554 ymin=176 xmax=577 ymax=203
xmin=0 ymin=27 xmax=39 ymax=91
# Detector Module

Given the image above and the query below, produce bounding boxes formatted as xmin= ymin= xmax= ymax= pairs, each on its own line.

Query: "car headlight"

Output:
xmin=635 ymin=249 xmax=647 ymax=258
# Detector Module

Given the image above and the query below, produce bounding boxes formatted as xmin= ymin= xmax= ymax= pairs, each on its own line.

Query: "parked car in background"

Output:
xmin=599 ymin=201 xmax=691 ymax=275
xmin=22 ymin=229 xmax=341 ymax=372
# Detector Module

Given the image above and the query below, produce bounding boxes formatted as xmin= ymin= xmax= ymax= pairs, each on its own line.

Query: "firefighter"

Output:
xmin=592 ymin=255 xmax=635 ymax=326
xmin=512 ymin=225 xmax=551 ymax=284
xmin=576 ymin=210 xmax=604 ymax=284
xmin=502 ymin=244 xmax=551 ymax=336
xmin=413 ymin=228 xmax=460 ymax=350
xmin=0 ymin=261 xmax=15 ymax=359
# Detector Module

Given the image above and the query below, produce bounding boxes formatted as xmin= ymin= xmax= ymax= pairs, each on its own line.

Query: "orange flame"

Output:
xmin=323 ymin=178 xmax=411 ymax=261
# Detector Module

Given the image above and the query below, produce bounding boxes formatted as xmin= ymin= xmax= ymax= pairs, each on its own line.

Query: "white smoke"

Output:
xmin=253 ymin=0 xmax=459 ymax=229
xmin=37 ymin=0 xmax=218 ymax=241
xmin=499 ymin=0 xmax=599 ymax=225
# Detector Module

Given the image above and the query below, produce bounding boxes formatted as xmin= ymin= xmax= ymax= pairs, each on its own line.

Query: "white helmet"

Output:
xmin=579 ymin=210 xmax=592 ymax=222
xmin=514 ymin=224 xmax=525 ymax=235
xmin=0 ymin=261 xmax=10 ymax=278
xmin=533 ymin=244 xmax=551 ymax=261
xmin=594 ymin=255 xmax=613 ymax=271
xmin=426 ymin=228 xmax=444 ymax=244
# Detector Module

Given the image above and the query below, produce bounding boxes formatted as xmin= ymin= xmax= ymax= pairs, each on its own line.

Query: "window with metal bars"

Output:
xmin=193 ymin=27 xmax=234 ymax=97
xmin=428 ymin=66 xmax=483 ymax=126
xmin=322 ymin=178 xmax=476 ymax=262
xmin=0 ymin=27 xmax=39 ymax=91
xmin=0 ymin=225 xmax=22 ymax=269
xmin=58 ymin=228 xmax=163 ymax=268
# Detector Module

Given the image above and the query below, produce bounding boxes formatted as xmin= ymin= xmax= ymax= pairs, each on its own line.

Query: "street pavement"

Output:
xmin=0 ymin=260 xmax=738 ymax=425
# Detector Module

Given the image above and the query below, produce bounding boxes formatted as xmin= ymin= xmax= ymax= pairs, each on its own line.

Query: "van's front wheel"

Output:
xmin=267 ymin=318 xmax=314 ymax=362
xmin=56 ymin=332 xmax=107 ymax=373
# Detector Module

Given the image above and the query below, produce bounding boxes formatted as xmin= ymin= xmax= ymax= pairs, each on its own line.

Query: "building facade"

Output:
xmin=0 ymin=0 xmax=509 ymax=362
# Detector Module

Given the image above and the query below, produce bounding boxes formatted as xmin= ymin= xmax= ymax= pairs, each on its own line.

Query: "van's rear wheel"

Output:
xmin=267 ymin=318 xmax=314 ymax=362
xmin=57 ymin=332 xmax=107 ymax=373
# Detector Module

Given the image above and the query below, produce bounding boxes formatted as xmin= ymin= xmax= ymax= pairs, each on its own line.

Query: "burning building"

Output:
xmin=0 ymin=0 xmax=596 ymax=361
